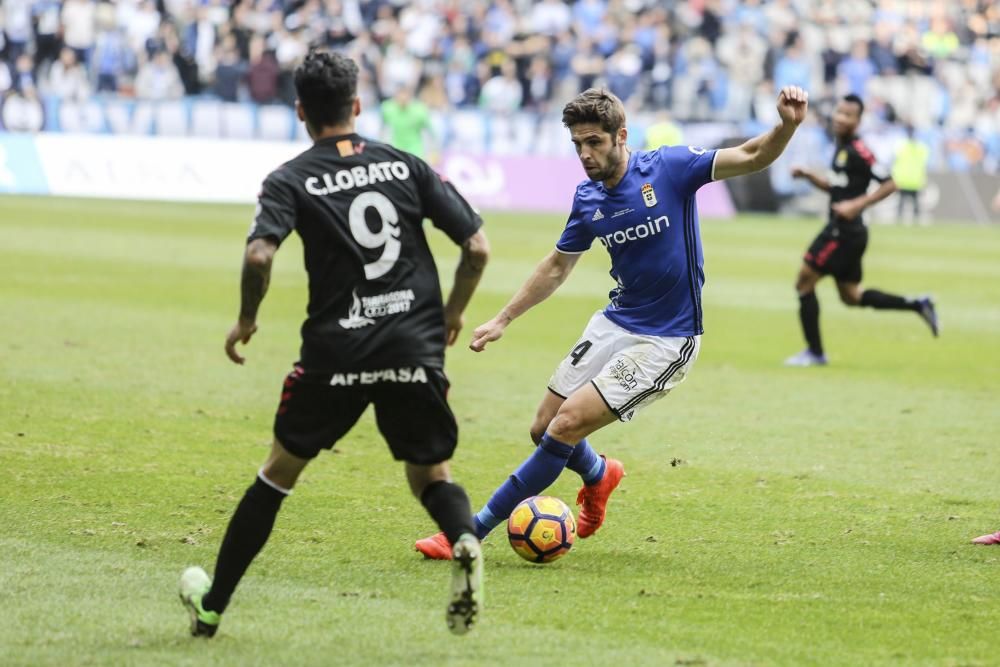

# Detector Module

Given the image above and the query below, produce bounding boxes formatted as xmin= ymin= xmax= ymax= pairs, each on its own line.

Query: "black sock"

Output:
xmin=202 ymin=475 xmax=288 ymax=614
xmin=860 ymin=289 xmax=919 ymax=311
xmin=799 ymin=292 xmax=823 ymax=356
xmin=421 ymin=480 xmax=475 ymax=545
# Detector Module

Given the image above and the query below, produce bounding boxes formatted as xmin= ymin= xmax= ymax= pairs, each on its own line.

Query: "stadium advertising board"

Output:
xmin=0 ymin=133 xmax=736 ymax=217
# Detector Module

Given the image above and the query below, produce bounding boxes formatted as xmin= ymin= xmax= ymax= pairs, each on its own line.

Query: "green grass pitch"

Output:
xmin=1 ymin=194 xmax=998 ymax=666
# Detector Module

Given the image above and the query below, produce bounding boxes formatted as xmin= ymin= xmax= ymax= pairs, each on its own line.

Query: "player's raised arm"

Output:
xmin=469 ymin=249 xmax=581 ymax=352
xmin=713 ymin=86 xmax=809 ymax=180
xmin=225 ymin=237 xmax=277 ymax=364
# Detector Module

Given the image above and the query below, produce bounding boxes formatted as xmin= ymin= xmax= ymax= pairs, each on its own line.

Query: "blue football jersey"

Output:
xmin=556 ymin=146 xmax=718 ymax=336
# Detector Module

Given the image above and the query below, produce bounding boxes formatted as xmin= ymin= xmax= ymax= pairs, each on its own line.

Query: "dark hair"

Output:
xmin=294 ymin=50 xmax=359 ymax=130
xmin=561 ymin=88 xmax=626 ymax=136
xmin=842 ymin=94 xmax=865 ymax=116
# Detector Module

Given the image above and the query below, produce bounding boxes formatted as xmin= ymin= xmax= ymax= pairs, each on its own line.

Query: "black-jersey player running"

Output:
xmin=178 ymin=51 xmax=490 ymax=636
xmin=786 ymin=94 xmax=938 ymax=366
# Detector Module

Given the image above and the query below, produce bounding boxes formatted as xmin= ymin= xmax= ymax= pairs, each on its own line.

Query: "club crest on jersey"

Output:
xmin=641 ymin=183 xmax=657 ymax=208
xmin=592 ymin=208 xmax=604 ymax=221
xmin=836 ymin=149 xmax=848 ymax=167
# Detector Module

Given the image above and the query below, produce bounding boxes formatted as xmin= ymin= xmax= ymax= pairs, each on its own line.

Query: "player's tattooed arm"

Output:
xmin=225 ymin=237 xmax=278 ymax=364
xmin=239 ymin=238 xmax=277 ymax=321
xmin=444 ymin=230 xmax=491 ymax=346
xmin=714 ymin=85 xmax=809 ymax=180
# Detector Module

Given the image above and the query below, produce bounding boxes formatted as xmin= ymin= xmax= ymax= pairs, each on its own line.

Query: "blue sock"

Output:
xmin=566 ymin=438 xmax=605 ymax=486
xmin=473 ymin=433 xmax=574 ymax=539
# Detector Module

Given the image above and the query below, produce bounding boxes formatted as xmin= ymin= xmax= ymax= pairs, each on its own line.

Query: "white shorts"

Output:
xmin=547 ymin=311 xmax=701 ymax=422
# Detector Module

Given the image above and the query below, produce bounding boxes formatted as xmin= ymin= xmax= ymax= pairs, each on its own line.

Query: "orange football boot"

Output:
xmin=415 ymin=532 xmax=453 ymax=560
xmin=575 ymin=456 xmax=625 ymax=538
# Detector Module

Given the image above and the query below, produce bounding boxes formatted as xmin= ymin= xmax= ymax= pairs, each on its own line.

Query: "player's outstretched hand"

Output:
xmin=444 ymin=309 xmax=464 ymax=347
xmin=225 ymin=319 xmax=258 ymax=365
xmin=469 ymin=316 xmax=508 ymax=352
xmin=777 ymin=86 xmax=809 ymax=127
xmin=791 ymin=166 xmax=807 ymax=179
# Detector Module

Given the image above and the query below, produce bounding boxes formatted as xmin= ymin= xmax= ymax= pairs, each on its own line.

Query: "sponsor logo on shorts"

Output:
xmin=598 ymin=215 xmax=669 ymax=248
xmin=610 ymin=358 xmax=638 ymax=392
xmin=338 ymin=289 xmax=415 ymax=330
xmin=329 ymin=366 xmax=428 ymax=386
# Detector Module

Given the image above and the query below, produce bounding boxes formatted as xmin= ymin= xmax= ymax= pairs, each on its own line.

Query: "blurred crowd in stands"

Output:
xmin=0 ymin=0 xmax=998 ymax=171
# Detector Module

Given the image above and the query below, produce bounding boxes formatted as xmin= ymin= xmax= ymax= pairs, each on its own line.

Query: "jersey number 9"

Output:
xmin=349 ymin=191 xmax=401 ymax=280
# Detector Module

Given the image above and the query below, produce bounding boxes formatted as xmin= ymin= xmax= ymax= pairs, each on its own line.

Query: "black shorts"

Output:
xmin=273 ymin=364 xmax=457 ymax=464
xmin=803 ymin=222 xmax=868 ymax=283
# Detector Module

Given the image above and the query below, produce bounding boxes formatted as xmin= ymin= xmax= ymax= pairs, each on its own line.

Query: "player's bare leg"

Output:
xmin=786 ymin=263 xmax=827 ymax=366
xmin=407 ymin=462 xmax=482 ymax=635
xmin=838 ymin=280 xmax=939 ymax=337
xmin=549 ymin=384 xmax=625 ymax=538
xmin=180 ymin=440 xmax=306 ymax=637
xmin=529 ymin=389 xmax=565 ymax=445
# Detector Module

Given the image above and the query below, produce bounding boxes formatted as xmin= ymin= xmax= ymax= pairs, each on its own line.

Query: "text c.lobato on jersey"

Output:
xmin=249 ymin=133 xmax=482 ymax=372
xmin=556 ymin=146 xmax=717 ymax=337
xmin=827 ymin=136 xmax=890 ymax=226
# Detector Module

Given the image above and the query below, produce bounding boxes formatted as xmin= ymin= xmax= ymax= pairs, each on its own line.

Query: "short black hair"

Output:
xmin=294 ymin=50 xmax=358 ymax=130
xmin=842 ymin=94 xmax=865 ymax=116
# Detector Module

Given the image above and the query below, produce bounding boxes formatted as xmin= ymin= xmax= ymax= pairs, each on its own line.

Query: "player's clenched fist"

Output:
xmin=777 ymin=86 xmax=809 ymax=126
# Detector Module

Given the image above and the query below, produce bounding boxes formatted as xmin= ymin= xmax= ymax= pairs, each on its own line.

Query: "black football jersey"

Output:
xmin=827 ymin=136 xmax=890 ymax=225
xmin=249 ymin=133 xmax=482 ymax=372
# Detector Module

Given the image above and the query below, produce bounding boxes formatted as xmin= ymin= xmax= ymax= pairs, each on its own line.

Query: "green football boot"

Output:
xmin=179 ymin=566 xmax=221 ymax=638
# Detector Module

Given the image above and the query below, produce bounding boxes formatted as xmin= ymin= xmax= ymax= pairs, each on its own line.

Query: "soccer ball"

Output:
xmin=507 ymin=495 xmax=576 ymax=563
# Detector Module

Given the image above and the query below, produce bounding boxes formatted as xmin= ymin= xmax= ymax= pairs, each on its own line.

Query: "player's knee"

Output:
xmin=839 ymin=291 xmax=861 ymax=306
xmin=547 ymin=410 xmax=587 ymax=443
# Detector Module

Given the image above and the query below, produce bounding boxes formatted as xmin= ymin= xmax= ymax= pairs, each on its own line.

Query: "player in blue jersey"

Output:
xmin=415 ymin=86 xmax=809 ymax=559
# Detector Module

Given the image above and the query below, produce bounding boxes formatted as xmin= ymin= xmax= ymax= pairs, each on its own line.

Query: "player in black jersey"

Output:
xmin=178 ymin=51 xmax=489 ymax=637
xmin=785 ymin=94 xmax=939 ymax=366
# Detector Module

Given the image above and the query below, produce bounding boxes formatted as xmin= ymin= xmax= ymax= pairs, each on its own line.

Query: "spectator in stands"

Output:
xmin=60 ymin=0 xmax=96 ymax=67
xmin=92 ymin=12 xmax=131 ymax=94
xmin=134 ymin=49 xmax=184 ymax=101
xmin=523 ymin=55 xmax=554 ymax=112
xmin=12 ymin=53 xmax=36 ymax=95
xmin=212 ymin=37 xmax=245 ymax=103
xmin=838 ymin=41 xmax=876 ymax=97
xmin=45 ymin=47 xmax=91 ymax=102
xmin=3 ymin=0 xmax=33 ymax=65
xmin=922 ymin=17 xmax=960 ymax=60
xmin=774 ymin=33 xmax=813 ymax=94
xmin=31 ymin=1 xmax=63 ymax=74
xmin=479 ymin=60 xmax=522 ymax=114
xmin=246 ymin=35 xmax=279 ymax=104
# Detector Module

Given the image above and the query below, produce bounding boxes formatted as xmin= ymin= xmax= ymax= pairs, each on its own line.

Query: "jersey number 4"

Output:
xmin=570 ymin=340 xmax=592 ymax=366
xmin=349 ymin=191 xmax=401 ymax=280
